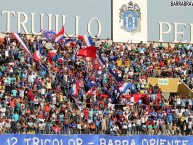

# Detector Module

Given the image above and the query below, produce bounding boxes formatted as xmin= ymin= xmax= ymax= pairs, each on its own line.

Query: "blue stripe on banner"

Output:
xmin=109 ymin=69 xmax=121 ymax=82
xmin=88 ymin=36 xmax=94 ymax=46
xmin=97 ymin=54 xmax=105 ymax=66
xmin=14 ymin=33 xmax=32 ymax=56
xmin=123 ymin=84 xmax=130 ymax=93
xmin=65 ymin=38 xmax=75 ymax=44
xmin=70 ymin=87 xmax=73 ymax=95
xmin=97 ymin=53 xmax=122 ymax=82
xmin=109 ymin=56 xmax=119 ymax=62
xmin=55 ymin=35 xmax=66 ymax=43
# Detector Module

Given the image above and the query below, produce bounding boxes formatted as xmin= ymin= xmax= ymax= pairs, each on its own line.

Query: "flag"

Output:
xmin=96 ymin=53 xmax=121 ymax=82
xmin=100 ymin=94 xmax=109 ymax=98
xmin=40 ymin=62 xmax=48 ymax=73
xmin=70 ymin=81 xmax=79 ymax=96
xmin=109 ymin=69 xmax=121 ymax=82
xmin=77 ymin=46 xmax=97 ymax=58
xmin=119 ymin=82 xmax=133 ymax=93
xmin=79 ymin=35 xmax=94 ymax=47
xmin=123 ymin=94 xmax=141 ymax=103
xmin=64 ymin=38 xmax=76 ymax=48
xmin=11 ymin=32 xmax=32 ymax=56
xmin=54 ymin=26 xmax=66 ymax=43
xmin=39 ymin=46 xmax=46 ymax=57
xmin=77 ymin=39 xmax=82 ymax=48
xmin=48 ymin=50 xmax=57 ymax=64
xmin=79 ymin=79 xmax=84 ymax=88
xmin=86 ymin=89 xmax=95 ymax=96
xmin=109 ymin=56 xmax=119 ymax=62
xmin=33 ymin=50 xmax=43 ymax=61
xmin=48 ymin=50 xmax=57 ymax=57
xmin=43 ymin=30 xmax=56 ymax=41
xmin=97 ymin=54 xmax=106 ymax=68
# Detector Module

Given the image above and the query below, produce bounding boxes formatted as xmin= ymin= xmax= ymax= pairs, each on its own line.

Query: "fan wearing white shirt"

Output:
xmin=113 ymin=124 xmax=119 ymax=133
xmin=41 ymin=87 xmax=46 ymax=97
xmin=5 ymin=49 xmax=9 ymax=57
xmin=0 ymin=106 xmax=6 ymax=118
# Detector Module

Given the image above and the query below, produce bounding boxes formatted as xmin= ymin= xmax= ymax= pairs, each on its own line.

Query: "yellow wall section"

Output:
xmin=148 ymin=78 xmax=193 ymax=98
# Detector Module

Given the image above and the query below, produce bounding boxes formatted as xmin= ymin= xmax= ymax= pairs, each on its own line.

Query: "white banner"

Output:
xmin=112 ymin=0 xmax=147 ymax=43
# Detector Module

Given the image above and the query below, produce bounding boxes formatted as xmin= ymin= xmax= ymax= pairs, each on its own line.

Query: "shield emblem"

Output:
xmin=119 ymin=1 xmax=141 ymax=34
xmin=123 ymin=11 xmax=138 ymax=32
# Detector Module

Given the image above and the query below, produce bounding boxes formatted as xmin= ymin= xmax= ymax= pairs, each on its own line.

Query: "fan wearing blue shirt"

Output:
xmin=11 ymin=89 xmax=18 ymax=97
xmin=167 ymin=113 xmax=173 ymax=123
xmin=12 ymin=112 xmax=19 ymax=122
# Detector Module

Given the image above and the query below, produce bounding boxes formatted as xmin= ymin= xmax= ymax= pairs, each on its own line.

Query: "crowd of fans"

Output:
xmin=0 ymin=32 xmax=192 ymax=136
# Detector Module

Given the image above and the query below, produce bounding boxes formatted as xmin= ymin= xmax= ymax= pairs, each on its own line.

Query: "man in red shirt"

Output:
xmin=84 ymin=108 xmax=89 ymax=120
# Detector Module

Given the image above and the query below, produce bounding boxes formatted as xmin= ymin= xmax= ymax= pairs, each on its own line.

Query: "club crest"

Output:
xmin=119 ymin=1 xmax=141 ymax=34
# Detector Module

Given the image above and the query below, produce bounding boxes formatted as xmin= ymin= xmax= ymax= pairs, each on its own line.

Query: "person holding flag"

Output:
xmin=54 ymin=26 xmax=67 ymax=43
xmin=76 ymin=35 xmax=97 ymax=58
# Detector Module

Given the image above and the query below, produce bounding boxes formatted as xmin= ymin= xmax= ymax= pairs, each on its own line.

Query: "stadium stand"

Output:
xmin=0 ymin=32 xmax=192 ymax=136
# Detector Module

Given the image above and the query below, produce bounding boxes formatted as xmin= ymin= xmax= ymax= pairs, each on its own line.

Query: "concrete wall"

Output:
xmin=178 ymin=80 xmax=193 ymax=98
xmin=148 ymin=77 xmax=193 ymax=98
xmin=148 ymin=78 xmax=180 ymax=93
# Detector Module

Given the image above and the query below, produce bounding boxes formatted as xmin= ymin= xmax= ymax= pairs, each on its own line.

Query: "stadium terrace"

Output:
xmin=1 ymin=0 xmax=193 ymax=144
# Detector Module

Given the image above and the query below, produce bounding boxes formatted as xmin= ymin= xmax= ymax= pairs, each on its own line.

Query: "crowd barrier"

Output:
xmin=1 ymin=134 xmax=191 ymax=145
